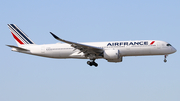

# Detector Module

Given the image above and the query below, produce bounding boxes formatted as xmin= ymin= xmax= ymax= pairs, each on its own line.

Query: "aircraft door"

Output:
xmin=41 ymin=46 xmax=46 ymax=53
xmin=157 ymin=42 xmax=161 ymax=49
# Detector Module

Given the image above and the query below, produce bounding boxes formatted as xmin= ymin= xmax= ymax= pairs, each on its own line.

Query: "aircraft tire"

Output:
xmin=94 ymin=63 xmax=98 ymax=67
xmin=87 ymin=61 xmax=98 ymax=67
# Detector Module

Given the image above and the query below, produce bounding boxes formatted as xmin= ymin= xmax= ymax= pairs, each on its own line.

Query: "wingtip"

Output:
xmin=6 ymin=45 xmax=11 ymax=47
xmin=50 ymin=32 xmax=59 ymax=39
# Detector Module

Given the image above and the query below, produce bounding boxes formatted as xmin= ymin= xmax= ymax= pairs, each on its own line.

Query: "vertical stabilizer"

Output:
xmin=7 ymin=24 xmax=35 ymax=46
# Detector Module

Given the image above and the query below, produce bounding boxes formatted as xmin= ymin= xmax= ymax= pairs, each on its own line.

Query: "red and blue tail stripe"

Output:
xmin=8 ymin=24 xmax=35 ymax=45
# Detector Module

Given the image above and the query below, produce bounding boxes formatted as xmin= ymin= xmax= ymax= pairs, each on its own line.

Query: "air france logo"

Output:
xmin=107 ymin=41 xmax=155 ymax=46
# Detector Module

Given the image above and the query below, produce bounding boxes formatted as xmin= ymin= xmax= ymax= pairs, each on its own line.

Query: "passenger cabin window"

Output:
xmin=167 ymin=44 xmax=172 ymax=46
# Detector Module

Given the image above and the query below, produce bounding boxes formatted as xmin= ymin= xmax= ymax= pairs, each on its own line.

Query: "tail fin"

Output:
xmin=7 ymin=24 xmax=35 ymax=46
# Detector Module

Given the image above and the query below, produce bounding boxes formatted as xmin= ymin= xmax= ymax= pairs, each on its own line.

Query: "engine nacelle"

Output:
xmin=103 ymin=49 xmax=123 ymax=62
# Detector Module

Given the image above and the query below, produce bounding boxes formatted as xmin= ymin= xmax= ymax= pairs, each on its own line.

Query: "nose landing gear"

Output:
xmin=87 ymin=59 xmax=98 ymax=67
xmin=164 ymin=55 xmax=167 ymax=63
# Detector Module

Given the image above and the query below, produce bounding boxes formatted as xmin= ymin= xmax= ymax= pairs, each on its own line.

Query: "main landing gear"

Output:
xmin=87 ymin=59 xmax=98 ymax=67
xmin=164 ymin=55 xmax=167 ymax=63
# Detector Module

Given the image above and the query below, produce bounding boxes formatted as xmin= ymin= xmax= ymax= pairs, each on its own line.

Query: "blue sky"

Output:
xmin=0 ymin=0 xmax=180 ymax=101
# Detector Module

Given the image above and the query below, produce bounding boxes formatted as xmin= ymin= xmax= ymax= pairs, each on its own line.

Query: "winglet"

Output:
xmin=50 ymin=32 xmax=60 ymax=40
xmin=50 ymin=32 xmax=69 ymax=43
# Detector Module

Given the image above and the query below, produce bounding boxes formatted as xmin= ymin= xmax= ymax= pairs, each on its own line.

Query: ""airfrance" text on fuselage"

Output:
xmin=107 ymin=41 xmax=148 ymax=46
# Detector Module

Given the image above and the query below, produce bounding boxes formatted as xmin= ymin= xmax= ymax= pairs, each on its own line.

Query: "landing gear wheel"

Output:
xmin=87 ymin=61 xmax=93 ymax=66
xmin=164 ymin=55 xmax=167 ymax=63
xmin=87 ymin=60 xmax=98 ymax=67
xmin=93 ymin=62 xmax=98 ymax=67
xmin=87 ymin=61 xmax=91 ymax=65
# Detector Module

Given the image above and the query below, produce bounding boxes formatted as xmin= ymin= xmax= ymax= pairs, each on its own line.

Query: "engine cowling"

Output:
xmin=103 ymin=49 xmax=123 ymax=62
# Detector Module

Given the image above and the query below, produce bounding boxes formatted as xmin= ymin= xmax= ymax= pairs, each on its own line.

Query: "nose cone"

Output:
xmin=171 ymin=47 xmax=177 ymax=53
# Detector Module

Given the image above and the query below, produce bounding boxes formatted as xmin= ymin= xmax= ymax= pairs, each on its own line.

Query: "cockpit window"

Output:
xmin=167 ymin=44 xmax=172 ymax=46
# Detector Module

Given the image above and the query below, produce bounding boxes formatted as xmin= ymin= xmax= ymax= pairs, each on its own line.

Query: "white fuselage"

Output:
xmin=7 ymin=24 xmax=177 ymax=66
xmin=12 ymin=40 xmax=176 ymax=59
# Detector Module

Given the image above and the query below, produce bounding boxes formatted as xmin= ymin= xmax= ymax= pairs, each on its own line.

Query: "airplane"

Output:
xmin=7 ymin=24 xmax=177 ymax=67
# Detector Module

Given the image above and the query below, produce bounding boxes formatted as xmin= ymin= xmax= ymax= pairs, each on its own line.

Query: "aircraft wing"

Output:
xmin=50 ymin=32 xmax=103 ymax=56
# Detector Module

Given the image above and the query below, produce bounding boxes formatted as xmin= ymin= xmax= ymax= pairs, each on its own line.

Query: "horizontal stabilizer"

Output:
xmin=6 ymin=45 xmax=29 ymax=51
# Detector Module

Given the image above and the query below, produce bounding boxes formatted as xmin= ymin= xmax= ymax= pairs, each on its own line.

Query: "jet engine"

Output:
xmin=103 ymin=49 xmax=123 ymax=62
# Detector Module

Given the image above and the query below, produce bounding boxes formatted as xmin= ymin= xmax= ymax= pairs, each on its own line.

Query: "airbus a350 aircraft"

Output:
xmin=7 ymin=24 xmax=176 ymax=67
